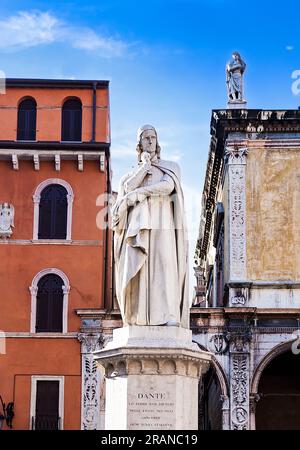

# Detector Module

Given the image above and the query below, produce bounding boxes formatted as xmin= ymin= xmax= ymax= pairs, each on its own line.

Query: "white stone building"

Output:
xmin=193 ymin=108 xmax=300 ymax=430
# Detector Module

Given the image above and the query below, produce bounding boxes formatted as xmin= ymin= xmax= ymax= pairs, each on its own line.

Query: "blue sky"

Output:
xmin=1 ymin=0 xmax=300 ymax=291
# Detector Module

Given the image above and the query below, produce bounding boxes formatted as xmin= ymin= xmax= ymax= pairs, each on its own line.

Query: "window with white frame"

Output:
xmin=29 ymin=268 xmax=70 ymax=333
xmin=33 ymin=179 xmax=74 ymax=240
xmin=30 ymin=376 xmax=64 ymax=430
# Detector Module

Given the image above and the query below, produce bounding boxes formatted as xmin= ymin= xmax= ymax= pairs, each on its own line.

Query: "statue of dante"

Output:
xmin=226 ymin=51 xmax=246 ymax=102
xmin=112 ymin=125 xmax=189 ymax=328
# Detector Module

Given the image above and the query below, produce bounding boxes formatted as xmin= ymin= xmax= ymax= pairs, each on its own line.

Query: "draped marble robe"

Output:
xmin=112 ymin=159 xmax=189 ymax=328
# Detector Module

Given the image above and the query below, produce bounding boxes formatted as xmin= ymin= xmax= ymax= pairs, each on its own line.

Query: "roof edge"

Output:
xmin=5 ymin=78 xmax=109 ymax=89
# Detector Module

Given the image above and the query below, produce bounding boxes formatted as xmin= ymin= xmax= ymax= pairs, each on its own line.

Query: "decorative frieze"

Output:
xmin=225 ymin=147 xmax=248 ymax=293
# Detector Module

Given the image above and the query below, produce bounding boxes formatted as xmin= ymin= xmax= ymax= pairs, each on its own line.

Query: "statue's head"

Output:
xmin=232 ymin=51 xmax=242 ymax=61
xmin=136 ymin=124 xmax=161 ymax=162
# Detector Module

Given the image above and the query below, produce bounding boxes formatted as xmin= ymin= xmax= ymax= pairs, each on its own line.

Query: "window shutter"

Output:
xmin=36 ymin=274 xmax=64 ymax=333
xmin=51 ymin=277 xmax=64 ymax=332
xmin=17 ymin=98 xmax=36 ymax=140
xmin=61 ymin=98 xmax=82 ymax=141
xmin=36 ymin=290 xmax=49 ymax=332
xmin=38 ymin=187 xmax=52 ymax=239
xmin=38 ymin=185 xmax=68 ymax=239
xmin=53 ymin=186 xmax=68 ymax=239
xmin=35 ymin=381 xmax=59 ymax=430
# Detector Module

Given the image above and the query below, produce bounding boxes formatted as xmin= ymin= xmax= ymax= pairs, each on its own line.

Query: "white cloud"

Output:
xmin=286 ymin=45 xmax=294 ymax=51
xmin=163 ymin=151 xmax=182 ymax=162
xmin=112 ymin=144 xmax=136 ymax=159
xmin=0 ymin=10 xmax=129 ymax=57
xmin=72 ymin=30 xmax=127 ymax=56
xmin=0 ymin=11 xmax=58 ymax=49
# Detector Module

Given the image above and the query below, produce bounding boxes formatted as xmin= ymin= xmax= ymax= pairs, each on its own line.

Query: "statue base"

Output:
xmin=227 ymin=100 xmax=247 ymax=109
xmin=94 ymin=325 xmax=211 ymax=430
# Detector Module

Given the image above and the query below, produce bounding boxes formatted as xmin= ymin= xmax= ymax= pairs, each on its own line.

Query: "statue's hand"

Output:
xmin=141 ymin=151 xmax=151 ymax=172
xmin=126 ymin=191 xmax=138 ymax=206
xmin=137 ymin=192 xmax=147 ymax=202
xmin=126 ymin=190 xmax=147 ymax=206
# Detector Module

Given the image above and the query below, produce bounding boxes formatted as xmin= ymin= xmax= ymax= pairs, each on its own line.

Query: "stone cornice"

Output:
xmin=0 ymin=141 xmax=110 ymax=151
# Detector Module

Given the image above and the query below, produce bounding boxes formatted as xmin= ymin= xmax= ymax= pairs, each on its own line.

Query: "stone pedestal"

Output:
xmin=227 ymin=100 xmax=247 ymax=109
xmin=94 ymin=326 xmax=211 ymax=430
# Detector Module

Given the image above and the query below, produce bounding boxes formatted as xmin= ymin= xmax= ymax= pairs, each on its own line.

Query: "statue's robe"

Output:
xmin=112 ymin=159 xmax=189 ymax=328
xmin=227 ymin=60 xmax=245 ymax=100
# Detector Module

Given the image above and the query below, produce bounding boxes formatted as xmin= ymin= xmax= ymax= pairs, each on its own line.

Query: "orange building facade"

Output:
xmin=0 ymin=79 xmax=117 ymax=430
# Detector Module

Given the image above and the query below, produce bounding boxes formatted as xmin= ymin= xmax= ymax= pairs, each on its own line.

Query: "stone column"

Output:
xmin=94 ymin=326 xmax=211 ymax=430
xmin=220 ymin=395 xmax=230 ymax=430
xmin=228 ymin=331 xmax=251 ymax=430
xmin=225 ymin=147 xmax=248 ymax=306
xmin=249 ymin=394 xmax=260 ymax=430
xmin=78 ymin=332 xmax=104 ymax=430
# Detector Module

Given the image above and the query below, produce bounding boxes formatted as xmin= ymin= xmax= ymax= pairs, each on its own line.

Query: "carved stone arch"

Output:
xmin=195 ymin=341 xmax=229 ymax=430
xmin=194 ymin=341 xmax=229 ymax=396
xmin=162 ymin=359 xmax=176 ymax=375
xmin=33 ymin=178 xmax=74 ymax=240
xmin=116 ymin=360 xmax=127 ymax=376
xmin=251 ymin=340 xmax=295 ymax=394
xmin=128 ymin=359 xmax=143 ymax=375
xmin=105 ymin=363 xmax=115 ymax=378
xmin=142 ymin=358 xmax=160 ymax=374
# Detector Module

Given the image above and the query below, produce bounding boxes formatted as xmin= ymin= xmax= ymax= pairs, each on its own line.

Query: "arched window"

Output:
xmin=36 ymin=274 xmax=64 ymax=332
xmin=29 ymin=269 xmax=70 ymax=333
xmin=33 ymin=179 xmax=74 ymax=241
xmin=17 ymin=98 xmax=37 ymax=141
xmin=61 ymin=98 xmax=82 ymax=141
xmin=38 ymin=184 xmax=68 ymax=239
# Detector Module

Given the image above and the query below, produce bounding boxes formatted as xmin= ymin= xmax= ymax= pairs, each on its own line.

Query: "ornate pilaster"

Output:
xmin=78 ymin=330 xmax=104 ymax=430
xmin=225 ymin=147 xmax=248 ymax=306
xmin=227 ymin=330 xmax=251 ymax=430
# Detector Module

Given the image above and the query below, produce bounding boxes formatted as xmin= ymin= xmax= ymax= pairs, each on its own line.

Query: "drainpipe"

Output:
xmin=92 ymin=82 xmax=97 ymax=142
xmin=103 ymin=151 xmax=112 ymax=310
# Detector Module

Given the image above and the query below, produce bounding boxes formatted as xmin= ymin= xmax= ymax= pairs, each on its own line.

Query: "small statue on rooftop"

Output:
xmin=226 ymin=51 xmax=246 ymax=104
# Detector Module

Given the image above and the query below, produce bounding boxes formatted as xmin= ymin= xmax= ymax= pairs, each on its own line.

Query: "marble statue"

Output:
xmin=226 ymin=51 xmax=246 ymax=102
xmin=112 ymin=125 xmax=189 ymax=328
xmin=0 ymin=203 xmax=14 ymax=238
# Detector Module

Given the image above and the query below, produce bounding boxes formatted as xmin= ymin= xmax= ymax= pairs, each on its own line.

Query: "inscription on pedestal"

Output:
xmin=128 ymin=391 xmax=175 ymax=429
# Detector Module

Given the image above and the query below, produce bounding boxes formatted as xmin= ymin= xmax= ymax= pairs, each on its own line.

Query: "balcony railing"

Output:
xmin=31 ymin=415 xmax=61 ymax=430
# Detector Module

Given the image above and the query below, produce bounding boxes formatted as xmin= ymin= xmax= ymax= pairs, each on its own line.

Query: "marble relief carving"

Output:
xmin=0 ymin=203 xmax=14 ymax=238
xmin=225 ymin=148 xmax=248 ymax=293
xmin=228 ymin=331 xmax=251 ymax=430
xmin=78 ymin=333 xmax=104 ymax=430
